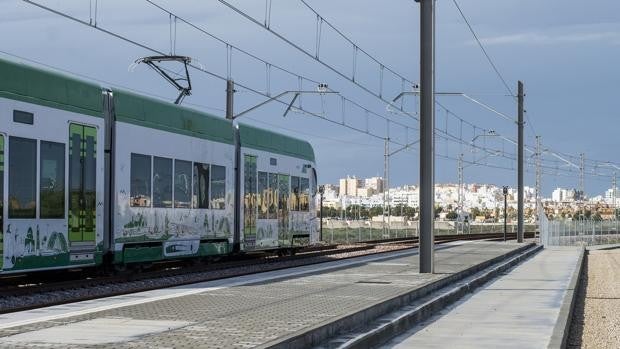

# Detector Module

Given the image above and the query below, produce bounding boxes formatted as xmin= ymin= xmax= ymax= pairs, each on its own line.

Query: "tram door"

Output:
xmin=0 ymin=135 xmax=4 ymax=269
xmin=68 ymin=124 xmax=97 ymax=260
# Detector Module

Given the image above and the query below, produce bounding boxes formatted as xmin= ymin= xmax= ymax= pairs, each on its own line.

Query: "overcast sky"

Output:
xmin=2 ymin=0 xmax=620 ymax=197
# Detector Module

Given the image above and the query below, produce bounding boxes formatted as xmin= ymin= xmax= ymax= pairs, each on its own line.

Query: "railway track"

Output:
xmin=0 ymin=233 xmax=535 ymax=314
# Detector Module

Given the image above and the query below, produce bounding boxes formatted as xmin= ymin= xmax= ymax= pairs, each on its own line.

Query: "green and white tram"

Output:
xmin=0 ymin=57 xmax=317 ymax=274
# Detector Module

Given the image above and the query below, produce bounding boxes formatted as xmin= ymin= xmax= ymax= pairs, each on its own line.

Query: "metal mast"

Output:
xmin=580 ymin=153 xmax=585 ymax=217
xmin=418 ymin=0 xmax=435 ymax=273
xmin=383 ymin=137 xmax=389 ymax=237
xmin=535 ymin=136 xmax=542 ymax=223
xmin=612 ymin=172 xmax=617 ymax=218
xmin=517 ymin=81 xmax=524 ymax=243
xmin=457 ymin=153 xmax=464 ymax=234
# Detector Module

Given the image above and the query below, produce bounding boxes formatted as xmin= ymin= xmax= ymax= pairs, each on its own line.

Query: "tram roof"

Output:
xmin=238 ymin=123 xmax=315 ymax=162
xmin=0 ymin=57 xmax=103 ymax=117
xmin=113 ymin=89 xmax=234 ymax=145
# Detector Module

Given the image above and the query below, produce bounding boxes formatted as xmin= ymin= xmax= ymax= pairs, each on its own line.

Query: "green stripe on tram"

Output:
xmin=0 ymin=57 xmax=103 ymax=117
xmin=238 ymin=123 xmax=315 ymax=162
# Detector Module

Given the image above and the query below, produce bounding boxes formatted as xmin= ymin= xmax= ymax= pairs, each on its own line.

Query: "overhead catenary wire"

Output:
xmin=21 ymin=0 xmax=418 ymax=144
xmin=18 ymin=0 xmax=620 ymax=191
xmin=298 ymin=0 xmax=414 ymax=89
xmin=215 ymin=0 xmax=420 ymax=120
xmin=141 ymin=0 xmax=419 ymax=132
xmin=25 ymin=0 xmax=547 ymax=169
xmin=452 ymin=0 xmax=539 ymax=138
xmin=0 ymin=50 xmax=609 ymax=186
xmin=451 ymin=0 xmax=512 ymax=97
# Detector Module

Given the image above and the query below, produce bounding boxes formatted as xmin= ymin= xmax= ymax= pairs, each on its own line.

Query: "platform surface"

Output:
xmin=0 ymin=241 xmax=526 ymax=348
xmin=383 ymin=246 xmax=582 ymax=349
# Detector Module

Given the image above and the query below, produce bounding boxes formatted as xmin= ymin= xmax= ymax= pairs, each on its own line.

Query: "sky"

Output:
xmin=2 ymin=0 xmax=620 ymax=197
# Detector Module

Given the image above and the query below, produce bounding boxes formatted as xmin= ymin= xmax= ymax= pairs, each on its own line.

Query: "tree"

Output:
xmin=434 ymin=206 xmax=443 ymax=218
xmin=446 ymin=211 xmax=458 ymax=220
xmin=470 ymin=207 xmax=482 ymax=218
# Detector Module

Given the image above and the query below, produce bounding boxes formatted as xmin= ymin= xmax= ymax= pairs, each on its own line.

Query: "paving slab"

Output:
xmin=383 ymin=246 xmax=583 ymax=349
xmin=0 ymin=241 xmax=528 ymax=349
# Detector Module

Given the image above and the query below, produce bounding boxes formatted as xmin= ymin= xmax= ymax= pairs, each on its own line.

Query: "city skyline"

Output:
xmin=323 ymin=174 xmax=617 ymax=201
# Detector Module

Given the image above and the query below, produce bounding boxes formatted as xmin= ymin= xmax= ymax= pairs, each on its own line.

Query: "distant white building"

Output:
xmin=365 ymin=177 xmax=384 ymax=194
xmin=339 ymin=176 xmax=363 ymax=197
xmin=604 ymin=187 xmax=619 ymax=204
xmin=552 ymin=188 xmax=576 ymax=203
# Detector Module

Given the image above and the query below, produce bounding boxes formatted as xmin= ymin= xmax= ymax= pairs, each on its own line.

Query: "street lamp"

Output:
xmin=318 ymin=185 xmax=325 ymax=242
xmin=503 ymin=186 xmax=509 ymax=242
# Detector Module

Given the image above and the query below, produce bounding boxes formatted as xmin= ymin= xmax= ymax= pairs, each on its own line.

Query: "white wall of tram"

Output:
xmin=239 ymin=146 xmax=317 ymax=250
xmin=0 ymin=98 xmax=319 ymax=271
xmin=0 ymin=97 xmax=105 ymax=271
xmin=113 ymin=122 xmax=236 ymax=257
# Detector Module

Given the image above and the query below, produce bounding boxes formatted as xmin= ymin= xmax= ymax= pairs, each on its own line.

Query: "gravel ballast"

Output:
xmin=569 ymin=248 xmax=620 ymax=348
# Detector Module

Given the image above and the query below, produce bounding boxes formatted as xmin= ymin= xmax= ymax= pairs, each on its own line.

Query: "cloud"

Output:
xmin=477 ymin=31 xmax=620 ymax=46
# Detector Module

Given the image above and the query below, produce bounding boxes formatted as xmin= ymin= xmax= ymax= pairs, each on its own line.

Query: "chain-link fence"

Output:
xmin=320 ymin=220 xmax=418 ymax=244
xmin=318 ymin=219 xmax=536 ymax=244
xmin=539 ymin=218 xmax=620 ymax=247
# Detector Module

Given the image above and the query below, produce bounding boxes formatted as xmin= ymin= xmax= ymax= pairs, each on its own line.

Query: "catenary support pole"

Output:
xmin=504 ymin=187 xmax=508 ymax=242
xmin=517 ymin=81 xmax=524 ymax=243
xmin=319 ymin=187 xmax=324 ymax=242
xmin=226 ymin=79 xmax=235 ymax=120
xmin=383 ymin=137 xmax=388 ymax=237
xmin=418 ymin=0 xmax=435 ymax=273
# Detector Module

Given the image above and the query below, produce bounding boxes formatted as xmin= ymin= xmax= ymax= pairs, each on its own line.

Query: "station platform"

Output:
xmin=0 ymin=241 xmax=536 ymax=349
xmin=383 ymin=246 xmax=584 ymax=349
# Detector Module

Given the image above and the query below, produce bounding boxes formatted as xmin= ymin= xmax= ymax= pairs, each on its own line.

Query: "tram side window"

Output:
xmin=210 ymin=165 xmax=226 ymax=210
xmin=193 ymin=163 xmax=209 ymax=209
xmin=300 ymin=177 xmax=309 ymax=211
xmin=174 ymin=160 xmax=192 ymax=208
xmin=268 ymin=173 xmax=278 ymax=219
xmin=130 ymin=153 xmax=152 ymax=207
xmin=258 ymin=172 xmax=268 ymax=219
xmin=40 ymin=141 xmax=65 ymax=218
xmin=278 ymin=174 xmax=290 ymax=218
xmin=153 ymin=157 xmax=172 ymax=208
xmin=8 ymin=137 xmax=37 ymax=218
xmin=291 ymin=176 xmax=300 ymax=211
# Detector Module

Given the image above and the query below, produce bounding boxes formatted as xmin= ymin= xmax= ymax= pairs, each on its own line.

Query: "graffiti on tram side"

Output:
xmin=290 ymin=212 xmax=315 ymax=236
xmin=255 ymin=220 xmax=278 ymax=248
xmin=115 ymin=192 xmax=234 ymax=245
xmin=250 ymin=212 xmax=315 ymax=249
xmin=2 ymin=222 xmax=69 ymax=270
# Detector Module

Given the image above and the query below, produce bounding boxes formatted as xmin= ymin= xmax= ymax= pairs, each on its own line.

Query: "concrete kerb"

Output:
xmin=590 ymin=243 xmax=620 ymax=251
xmin=263 ymin=242 xmax=536 ymax=349
xmin=340 ymin=244 xmax=544 ymax=349
xmin=547 ymin=246 xmax=586 ymax=349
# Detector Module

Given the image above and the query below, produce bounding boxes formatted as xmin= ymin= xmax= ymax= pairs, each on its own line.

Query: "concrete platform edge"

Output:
xmin=341 ymin=244 xmax=544 ymax=349
xmin=263 ymin=242 xmax=536 ymax=349
xmin=547 ymin=246 xmax=586 ymax=349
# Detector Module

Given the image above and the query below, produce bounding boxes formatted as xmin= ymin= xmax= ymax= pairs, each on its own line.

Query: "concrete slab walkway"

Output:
xmin=0 ymin=242 xmax=529 ymax=348
xmin=384 ymin=246 xmax=583 ymax=349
